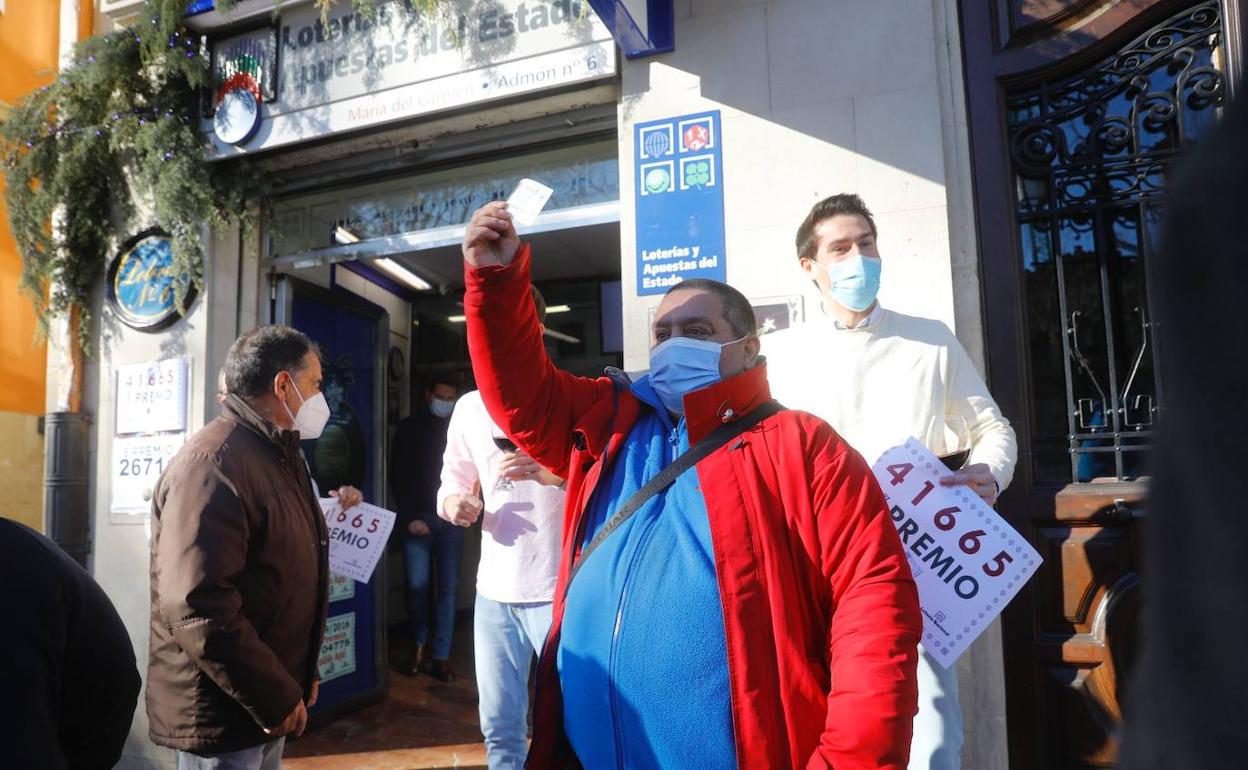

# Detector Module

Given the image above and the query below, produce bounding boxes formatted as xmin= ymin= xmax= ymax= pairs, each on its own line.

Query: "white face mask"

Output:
xmin=281 ymin=376 xmax=331 ymax=439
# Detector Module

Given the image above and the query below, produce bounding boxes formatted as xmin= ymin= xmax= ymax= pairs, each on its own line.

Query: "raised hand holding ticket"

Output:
xmin=506 ymin=178 xmax=554 ymax=226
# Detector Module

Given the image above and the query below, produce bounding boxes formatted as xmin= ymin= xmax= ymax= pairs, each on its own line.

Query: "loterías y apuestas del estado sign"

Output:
xmin=204 ymin=0 xmax=616 ymax=157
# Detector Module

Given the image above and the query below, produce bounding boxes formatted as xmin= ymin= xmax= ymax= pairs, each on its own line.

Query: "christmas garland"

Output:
xmin=0 ymin=0 xmax=419 ymax=352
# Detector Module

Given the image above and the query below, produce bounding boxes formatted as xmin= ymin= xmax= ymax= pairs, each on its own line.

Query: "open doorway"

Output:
xmin=275 ymin=214 xmax=622 ymax=768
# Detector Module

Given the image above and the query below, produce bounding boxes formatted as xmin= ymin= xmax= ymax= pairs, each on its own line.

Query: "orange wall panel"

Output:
xmin=0 ymin=0 xmax=62 ymax=415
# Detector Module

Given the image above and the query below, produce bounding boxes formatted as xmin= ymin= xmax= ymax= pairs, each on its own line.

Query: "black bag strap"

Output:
xmin=569 ymin=399 xmax=786 ymax=584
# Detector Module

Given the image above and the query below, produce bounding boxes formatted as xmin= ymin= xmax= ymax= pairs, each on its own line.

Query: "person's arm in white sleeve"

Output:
xmin=947 ymin=337 xmax=1018 ymax=494
xmin=436 ymin=396 xmax=483 ymax=525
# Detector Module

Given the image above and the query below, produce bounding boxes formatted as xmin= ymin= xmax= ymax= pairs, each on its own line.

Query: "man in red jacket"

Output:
xmin=462 ymin=201 xmax=922 ymax=770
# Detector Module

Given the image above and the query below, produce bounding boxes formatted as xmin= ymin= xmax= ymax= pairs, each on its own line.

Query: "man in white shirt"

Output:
xmin=437 ymin=288 xmax=565 ymax=770
xmin=765 ymin=193 xmax=1018 ymax=770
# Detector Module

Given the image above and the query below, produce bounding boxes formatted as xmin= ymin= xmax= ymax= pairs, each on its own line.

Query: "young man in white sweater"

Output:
xmin=765 ymin=193 xmax=1017 ymax=770
xmin=437 ymin=286 xmax=566 ymax=770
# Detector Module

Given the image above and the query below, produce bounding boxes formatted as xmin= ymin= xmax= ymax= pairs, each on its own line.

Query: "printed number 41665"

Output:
xmin=887 ymin=462 xmax=1015 ymax=579
xmin=334 ymin=508 xmax=379 ymax=534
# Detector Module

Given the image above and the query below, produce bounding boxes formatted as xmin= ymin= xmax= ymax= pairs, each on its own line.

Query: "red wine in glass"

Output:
xmin=493 ymin=436 xmax=518 ymax=453
xmin=491 ymin=430 xmax=518 ymax=491
xmin=939 ymin=449 xmax=970 ymax=471
xmin=928 ymin=416 xmax=972 ymax=472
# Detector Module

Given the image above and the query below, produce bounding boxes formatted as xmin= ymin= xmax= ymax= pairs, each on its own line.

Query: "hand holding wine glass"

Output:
xmin=928 ymin=415 xmax=1000 ymax=504
xmin=499 ymin=452 xmax=564 ymax=487
xmin=491 ymin=426 xmax=518 ymax=492
xmin=927 ymin=415 xmax=972 ymax=471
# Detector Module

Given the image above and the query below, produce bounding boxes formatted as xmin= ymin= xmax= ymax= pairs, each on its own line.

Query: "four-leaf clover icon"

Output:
xmin=684 ymin=160 xmax=711 ymax=188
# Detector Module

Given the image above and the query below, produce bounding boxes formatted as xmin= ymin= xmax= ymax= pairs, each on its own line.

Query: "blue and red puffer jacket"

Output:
xmin=465 ymin=245 xmax=921 ymax=770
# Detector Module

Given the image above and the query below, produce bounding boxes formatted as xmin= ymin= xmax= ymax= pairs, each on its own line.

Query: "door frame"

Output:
xmin=272 ymin=273 xmax=392 ymax=723
xmin=957 ymin=0 xmax=1248 ymax=766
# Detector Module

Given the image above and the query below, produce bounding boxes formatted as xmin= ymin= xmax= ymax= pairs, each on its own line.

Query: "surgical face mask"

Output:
xmin=281 ymin=376 xmax=331 ymax=439
xmin=649 ymin=334 xmax=749 ymax=415
xmin=816 ymin=255 xmax=882 ymax=312
xmin=429 ymin=397 xmax=455 ymax=419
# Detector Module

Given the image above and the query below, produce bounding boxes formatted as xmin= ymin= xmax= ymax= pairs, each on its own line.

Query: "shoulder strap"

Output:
xmin=569 ymin=399 xmax=786 ymax=584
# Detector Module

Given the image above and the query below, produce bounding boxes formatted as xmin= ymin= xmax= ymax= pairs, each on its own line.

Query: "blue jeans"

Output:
xmin=910 ymin=646 xmax=964 ymax=770
xmin=176 ymin=738 xmax=284 ymax=769
xmin=474 ymin=595 xmax=553 ymax=770
xmin=403 ymin=522 xmax=465 ymax=660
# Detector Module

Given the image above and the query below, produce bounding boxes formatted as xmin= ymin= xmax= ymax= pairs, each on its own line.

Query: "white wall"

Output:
xmin=614 ymin=1 xmax=1005 ymax=766
xmin=618 ymin=0 xmax=977 ymax=370
xmin=74 ymin=265 xmax=219 ymax=770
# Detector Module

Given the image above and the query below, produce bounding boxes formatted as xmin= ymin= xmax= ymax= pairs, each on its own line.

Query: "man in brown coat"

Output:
xmin=148 ymin=325 xmax=331 ymax=769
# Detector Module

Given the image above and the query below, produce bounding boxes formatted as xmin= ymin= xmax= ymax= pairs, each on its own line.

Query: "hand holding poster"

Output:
xmin=318 ymin=499 xmax=396 ymax=583
xmin=872 ymin=438 xmax=1042 ymax=668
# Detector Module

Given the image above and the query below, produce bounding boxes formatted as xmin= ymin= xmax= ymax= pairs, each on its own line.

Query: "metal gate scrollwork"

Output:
xmin=1006 ymin=1 xmax=1225 ymax=483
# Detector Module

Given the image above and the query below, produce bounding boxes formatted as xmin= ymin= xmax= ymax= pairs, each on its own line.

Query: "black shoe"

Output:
xmin=427 ymin=658 xmax=456 ymax=683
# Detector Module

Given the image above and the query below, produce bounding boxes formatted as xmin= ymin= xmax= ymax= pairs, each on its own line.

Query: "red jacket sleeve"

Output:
xmin=464 ymin=244 xmax=613 ymax=476
xmin=807 ymin=432 xmax=922 ymax=770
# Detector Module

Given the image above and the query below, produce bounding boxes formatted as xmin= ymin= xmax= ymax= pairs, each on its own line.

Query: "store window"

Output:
xmin=269 ymin=139 xmax=619 ymax=259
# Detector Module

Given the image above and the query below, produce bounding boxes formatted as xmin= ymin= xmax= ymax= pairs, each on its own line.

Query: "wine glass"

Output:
xmin=491 ymin=425 xmax=518 ymax=492
xmin=926 ymin=415 xmax=972 ymax=471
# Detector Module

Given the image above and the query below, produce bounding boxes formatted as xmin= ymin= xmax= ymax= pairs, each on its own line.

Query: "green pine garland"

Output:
xmin=0 ymin=0 xmax=449 ymax=353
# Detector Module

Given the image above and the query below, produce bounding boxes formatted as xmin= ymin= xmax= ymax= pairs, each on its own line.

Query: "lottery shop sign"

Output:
xmin=872 ymin=439 xmax=1042 ymax=668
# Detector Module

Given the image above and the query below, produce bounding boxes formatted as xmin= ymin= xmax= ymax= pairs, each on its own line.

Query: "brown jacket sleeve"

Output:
xmin=152 ymin=453 xmax=303 ymax=729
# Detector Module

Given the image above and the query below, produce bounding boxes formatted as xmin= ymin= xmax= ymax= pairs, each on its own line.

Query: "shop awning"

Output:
xmin=184 ymin=0 xmax=672 ymax=58
xmin=584 ymin=0 xmax=673 ymax=58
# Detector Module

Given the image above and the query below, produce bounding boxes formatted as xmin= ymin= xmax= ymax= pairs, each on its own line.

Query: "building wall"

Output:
xmin=0 ymin=0 xmax=63 ymax=529
xmin=616 ymin=0 xmax=979 ymax=368
xmin=613 ymin=1 xmax=1006 ymax=767
xmin=70 ymin=249 xmax=221 ymax=770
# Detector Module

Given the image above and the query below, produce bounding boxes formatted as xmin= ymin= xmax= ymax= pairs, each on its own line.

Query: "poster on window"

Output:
xmin=328 ymin=572 xmax=356 ymax=603
xmin=872 ymin=439 xmax=1042 ymax=668
xmin=317 ymin=612 xmax=357 ymax=683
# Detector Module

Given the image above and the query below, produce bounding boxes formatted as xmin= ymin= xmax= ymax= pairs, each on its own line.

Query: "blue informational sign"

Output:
xmin=634 ymin=110 xmax=726 ymax=296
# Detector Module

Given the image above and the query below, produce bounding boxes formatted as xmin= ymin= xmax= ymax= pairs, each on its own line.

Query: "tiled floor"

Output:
xmin=284 ymin=617 xmax=490 ymax=770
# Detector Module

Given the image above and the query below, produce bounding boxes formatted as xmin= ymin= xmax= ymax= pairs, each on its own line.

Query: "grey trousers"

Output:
xmin=176 ymin=737 xmax=285 ymax=770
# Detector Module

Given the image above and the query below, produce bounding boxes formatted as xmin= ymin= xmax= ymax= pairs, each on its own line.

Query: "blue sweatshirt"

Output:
xmin=557 ymin=377 xmax=737 ymax=770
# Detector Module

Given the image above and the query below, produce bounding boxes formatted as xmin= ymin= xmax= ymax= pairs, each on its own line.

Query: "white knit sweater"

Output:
xmin=764 ymin=306 xmax=1018 ymax=492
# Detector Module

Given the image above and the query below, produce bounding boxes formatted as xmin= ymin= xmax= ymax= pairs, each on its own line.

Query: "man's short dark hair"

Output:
xmin=664 ymin=279 xmax=757 ymax=339
xmin=225 ymin=326 xmax=318 ymax=400
xmin=531 ymin=285 xmax=547 ymax=324
xmin=426 ymin=374 xmax=459 ymax=394
xmin=795 ymin=194 xmax=878 ymax=262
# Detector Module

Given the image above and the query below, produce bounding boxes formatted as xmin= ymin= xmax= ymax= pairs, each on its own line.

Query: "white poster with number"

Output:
xmin=318 ymin=499 xmax=396 ymax=583
xmin=111 ymin=433 xmax=185 ymax=514
xmin=116 ymin=358 xmax=189 ymax=435
xmin=872 ymin=438 xmax=1042 ymax=668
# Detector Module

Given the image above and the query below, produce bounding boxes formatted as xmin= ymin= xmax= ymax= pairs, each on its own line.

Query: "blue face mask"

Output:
xmin=429 ymin=398 xmax=455 ymax=419
xmin=649 ymin=334 xmax=748 ymax=415
xmin=817 ymin=255 xmax=882 ymax=312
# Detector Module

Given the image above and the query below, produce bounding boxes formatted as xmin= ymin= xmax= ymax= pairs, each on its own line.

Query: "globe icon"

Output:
xmin=643 ymin=130 xmax=670 ymax=157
